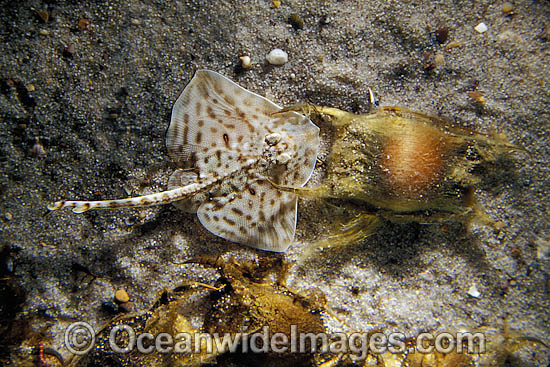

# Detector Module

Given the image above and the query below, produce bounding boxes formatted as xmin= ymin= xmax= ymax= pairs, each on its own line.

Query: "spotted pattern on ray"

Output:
xmin=197 ymin=180 xmax=298 ymax=252
xmin=166 ymin=70 xmax=280 ymax=164
xmin=165 ymin=70 xmax=319 ymax=251
xmin=48 ymin=70 xmax=320 ymax=252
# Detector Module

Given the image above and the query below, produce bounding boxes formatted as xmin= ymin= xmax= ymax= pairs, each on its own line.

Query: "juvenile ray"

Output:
xmin=48 ymin=70 xmax=320 ymax=252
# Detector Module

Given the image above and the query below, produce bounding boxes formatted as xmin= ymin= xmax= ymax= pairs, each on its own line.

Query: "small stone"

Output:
xmin=474 ymin=22 xmax=488 ymax=34
xmin=26 ymin=84 xmax=35 ymax=92
xmin=78 ymin=18 xmax=90 ymax=31
xmin=435 ymin=27 xmax=449 ymax=44
xmin=468 ymin=90 xmax=486 ymax=105
xmin=434 ymin=52 xmax=445 ymax=67
xmin=266 ymin=48 xmax=288 ymax=65
xmin=239 ymin=55 xmax=252 ymax=69
xmin=119 ymin=301 xmax=134 ymax=313
xmin=445 ymin=40 xmax=464 ymax=52
xmin=62 ymin=43 xmax=75 ymax=58
xmin=418 ymin=269 xmax=434 ymax=282
xmin=273 ymin=0 xmax=281 ymax=8
xmin=31 ymin=138 xmax=46 ymax=158
xmin=467 ymin=284 xmax=481 ymax=298
xmin=4 ymin=212 xmax=13 ymax=221
xmin=130 ymin=18 xmax=142 ymax=25
xmin=502 ymin=2 xmax=514 ymax=14
xmin=39 ymin=29 xmax=50 ymax=36
xmin=114 ymin=289 xmax=130 ymax=303
xmin=494 ymin=221 xmax=506 ymax=230
xmin=124 ymin=216 xmax=136 ymax=226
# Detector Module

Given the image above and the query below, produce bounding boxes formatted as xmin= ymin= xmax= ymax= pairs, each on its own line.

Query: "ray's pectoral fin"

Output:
xmin=197 ymin=180 xmax=298 ymax=252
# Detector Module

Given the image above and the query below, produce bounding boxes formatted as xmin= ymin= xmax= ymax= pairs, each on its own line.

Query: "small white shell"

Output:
xmin=266 ymin=48 xmax=288 ymax=65
xmin=467 ymin=284 xmax=481 ymax=298
xmin=474 ymin=22 xmax=488 ymax=34
xmin=239 ymin=55 xmax=252 ymax=69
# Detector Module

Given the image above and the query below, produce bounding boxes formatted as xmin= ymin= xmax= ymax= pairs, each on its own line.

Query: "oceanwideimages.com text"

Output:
xmin=65 ymin=321 xmax=486 ymax=360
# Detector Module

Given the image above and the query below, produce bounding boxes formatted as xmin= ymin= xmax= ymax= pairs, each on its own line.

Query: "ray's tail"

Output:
xmin=48 ymin=182 xmax=208 ymax=213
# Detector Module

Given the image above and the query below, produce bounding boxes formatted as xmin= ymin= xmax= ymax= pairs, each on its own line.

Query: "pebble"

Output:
xmin=502 ymin=2 xmax=514 ymax=14
xmin=435 ymin=27 xmax=449 ymax=44
xmin=39 ymin=29 xmax=50 ymax=36
xmin=124 ymin=216 xmax=136 ymax=226
xmin=434 ymin=52 xmax=445 ymax=67
xmin=239 ymin=55 xmax=252 ymax=69
xmin=31 ymin=138 xmax=46 ymax=158
xmin=119 ymin=301 xmax=134 ymax=313
xmin=4 ymin=212 xmax=13 ymax=221
xmin=498 ymin=280 xmax=509 ymax=291
xmin=474 ymin=22 xmax=488 ymax=34
xmin=114 ymin=289 xmax=130 ymax=303
xmin=266 ymin=48 xmax=288 ymax=65
xmin=272 ymin=0 xmax=281 ymax=8
xmin=78 ymin=18 xmax=90 ymax=31
xmin=62 ymin=43 xmax=76 ymax=58
xmin=468 ymin=90 xmax=486 ymax=105
xmin=445 ymin=40 xmax=463 ymax=52
xmin=130 ymin=18 xmax=142 ymax=25
xmin=467 ymin=284 xmax=481 ymax=298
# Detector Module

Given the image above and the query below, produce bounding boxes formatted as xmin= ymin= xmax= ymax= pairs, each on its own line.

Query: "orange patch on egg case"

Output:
xmin=380 ymin=122 xmax=447 ymax=196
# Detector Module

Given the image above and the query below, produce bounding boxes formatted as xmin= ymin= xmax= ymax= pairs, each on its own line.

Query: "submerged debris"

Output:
xmin=288 ymin=13 xmax=305 ymax=30
xmin=66 ymin=257 xmax=327 ymax=367
xmin=62 ymin=258 xmax=547 ymax=367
